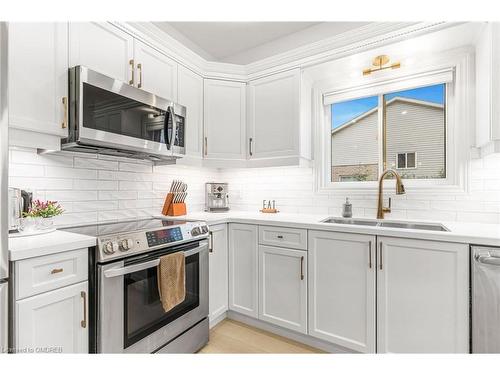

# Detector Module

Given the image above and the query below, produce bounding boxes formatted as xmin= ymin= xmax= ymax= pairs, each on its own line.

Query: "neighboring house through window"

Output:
xmin=330 ymin=83 xmax=446 ymax=182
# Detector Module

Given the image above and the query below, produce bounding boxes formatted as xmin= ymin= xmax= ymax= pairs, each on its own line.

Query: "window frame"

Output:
xmin=312 ymin=48 xmax=473 ymax=195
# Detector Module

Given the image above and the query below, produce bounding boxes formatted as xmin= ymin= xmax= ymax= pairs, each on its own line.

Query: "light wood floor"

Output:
xmin=199 ymin=319 xmax=324 ymax=354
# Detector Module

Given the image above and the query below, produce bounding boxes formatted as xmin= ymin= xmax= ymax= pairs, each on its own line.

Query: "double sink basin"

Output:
xmin=321 ymin=217 xmax=450 ymax=232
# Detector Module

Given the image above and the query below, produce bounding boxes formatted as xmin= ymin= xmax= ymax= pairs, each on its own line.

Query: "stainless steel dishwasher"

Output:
xmin=472 ymin=246 xmax=500 ymax=353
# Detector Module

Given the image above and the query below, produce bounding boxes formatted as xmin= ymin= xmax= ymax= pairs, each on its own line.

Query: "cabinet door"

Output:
xmin=204 ymin=79 xmax=246 ymax=160
xmin=9 ymin=22 xmax=68 ymax=137
xmin=228 ymin=223 xmax=258 ymax=317
xmin=377 ymin=237 xmax=469 ymax=353
xmin=16 ymin=281 xmax=89 ymax=353
xmin=308 ymin=230 xmax=376 ymax=353
xmin=258 ymin=245 xmax=307 ymax=333
xmin=248 ymin=69 xmax=300 ymax=159
xmin=133 ymin=39 xmax=178 ymax=100
xmin=208 ymin=224 xmax=229 ymax=324
xmin=178 ymin=65 xmax=204 ymax=159
xmin=69 ymin=22 xmax=134 ymax=83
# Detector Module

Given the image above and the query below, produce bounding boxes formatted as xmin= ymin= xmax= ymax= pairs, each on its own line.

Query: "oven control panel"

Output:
xmin=96 ymin=221 xmax=209 ymax=262
xmin=146 ymin=227 xmax=183 ymax=247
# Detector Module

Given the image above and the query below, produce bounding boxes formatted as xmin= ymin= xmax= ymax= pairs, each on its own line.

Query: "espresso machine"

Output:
xmin=205 ymin=183 xmax=229 ymax=212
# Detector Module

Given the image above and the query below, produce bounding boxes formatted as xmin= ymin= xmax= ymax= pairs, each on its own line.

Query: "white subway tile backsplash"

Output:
xmin=74 ymin=157 xmax=119 ymax=171
xmin=46 ymin=166 xmax=97 ymax=180
xmin=9 ymin=147 xmax=500 ymax=225
xmin=119 ymin=181 xmax=153 ymax=191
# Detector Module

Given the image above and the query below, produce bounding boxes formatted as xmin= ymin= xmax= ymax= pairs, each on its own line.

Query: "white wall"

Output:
xmin=8 ymin=147 xmax=217 ymax=226
xmin=220 ymin=154 xmax=500 ymax=224
xmin=9 ymin=147 xmax=500 ymax=225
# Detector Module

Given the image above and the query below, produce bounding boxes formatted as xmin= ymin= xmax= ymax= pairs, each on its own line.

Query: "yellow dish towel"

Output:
xmin=157 ymin=252 xmax=186 ymax=312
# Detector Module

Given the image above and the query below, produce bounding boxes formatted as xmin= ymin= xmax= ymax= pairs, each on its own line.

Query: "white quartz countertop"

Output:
xmin=9 ymin=230 xmax=97 ymax=261
xmin=159 ymin=211 xmax=500 ymax=247
xmin=9 ymin=211 xmax=500 ymax=262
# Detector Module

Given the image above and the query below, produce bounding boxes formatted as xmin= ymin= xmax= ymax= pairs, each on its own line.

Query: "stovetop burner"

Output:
xmin=62 ymin=217 xmax=209 ymax=263
xmin=63 ymin=218 xmax=189 ymax=237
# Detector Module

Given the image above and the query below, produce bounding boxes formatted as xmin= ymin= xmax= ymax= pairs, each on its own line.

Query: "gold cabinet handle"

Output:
xmin=137 ymin=63 xmax=143 ymax=88
xmin=61 ymin=97 xmax=68 ymax=129
xmin=51 ymin=268 xmax=63 ymax=274
xmin=368 ymin=241 xmax=372 ymax=269
xmin=204 ymin=136 xmax=208 ymax=156
xmin=379 ymin=241 xmax=383 ymax=270
xmin=300 ymin=256 xmax=304 ymax=280
xmin=129 ymin=59 xmax=134 ymax=85
xmin=81 ymin=291 xmax=87 ymax=328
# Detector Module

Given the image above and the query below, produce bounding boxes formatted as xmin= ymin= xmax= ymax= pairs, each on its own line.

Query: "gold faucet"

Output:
xmin=377 ymin=169 xmax=406 ymax=219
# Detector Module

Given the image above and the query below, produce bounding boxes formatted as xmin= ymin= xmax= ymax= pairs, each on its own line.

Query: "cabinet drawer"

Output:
xmin=258 ymin=226 xmax=307 ymax=250
xmin=15 ymin=248 xmax=88 ymax=300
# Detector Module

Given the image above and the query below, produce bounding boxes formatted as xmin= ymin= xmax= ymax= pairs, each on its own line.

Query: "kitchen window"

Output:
xmin=329 ymin=83 xmax=447 ymax=183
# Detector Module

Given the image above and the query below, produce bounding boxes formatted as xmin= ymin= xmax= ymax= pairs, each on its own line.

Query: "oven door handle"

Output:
xmin=184 ymin=241 xmax=208 ymax=257
xmin=103 ymin=259 xmax=161 ymax=278
xmin=103 ymin=241 xmax=208 ymax=278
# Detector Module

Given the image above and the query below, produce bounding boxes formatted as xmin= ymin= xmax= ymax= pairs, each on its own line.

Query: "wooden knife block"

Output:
xmin=162 ymin=192 xmax=187 ymax=216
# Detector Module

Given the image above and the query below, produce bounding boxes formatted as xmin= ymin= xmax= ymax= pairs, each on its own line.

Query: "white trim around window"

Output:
xmin=312 ymin=47 xmax=474 ymax=195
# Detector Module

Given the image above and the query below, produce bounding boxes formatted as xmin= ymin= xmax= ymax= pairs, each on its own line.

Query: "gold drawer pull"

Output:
xmin=61 ymin=97 xmax=68 ymax=129
xmin=81 ymin=291 xmax=87 ymax=328
xmin=51 ymin=268 xmax=63 ymax=274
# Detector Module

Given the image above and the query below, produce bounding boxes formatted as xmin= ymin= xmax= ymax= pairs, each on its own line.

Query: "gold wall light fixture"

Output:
xmin=363 ymin=55 xmax=401 ymax=76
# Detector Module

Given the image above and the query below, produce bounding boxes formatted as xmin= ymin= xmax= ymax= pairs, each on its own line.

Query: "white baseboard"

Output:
xmin=209 ymin=311 xmax=228 ymax=329
xmin=226 ymin=311 xmax=355 ymax=354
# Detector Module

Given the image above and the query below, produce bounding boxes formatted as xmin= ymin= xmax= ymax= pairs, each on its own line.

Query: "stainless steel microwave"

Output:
xmin=62 ymin=66 xmax=186 ymax=163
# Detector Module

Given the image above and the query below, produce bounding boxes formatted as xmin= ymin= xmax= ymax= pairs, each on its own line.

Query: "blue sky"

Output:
xmin=331 ymin=84 xmax=445 ymax=129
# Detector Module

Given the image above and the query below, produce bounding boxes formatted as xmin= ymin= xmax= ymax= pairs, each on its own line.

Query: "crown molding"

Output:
xmin=117 ymin=21 xmax=463 ymax=83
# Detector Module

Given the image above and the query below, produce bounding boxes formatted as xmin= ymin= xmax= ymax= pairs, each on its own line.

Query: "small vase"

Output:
xmin=37 ymin=217 xmax=54 ymax=231
xmin=19 ymin=217 xmax=39 ymax=233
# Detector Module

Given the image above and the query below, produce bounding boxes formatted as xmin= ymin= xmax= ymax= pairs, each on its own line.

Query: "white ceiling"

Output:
xmin=153 ymin=22 xmax=371 ymax=64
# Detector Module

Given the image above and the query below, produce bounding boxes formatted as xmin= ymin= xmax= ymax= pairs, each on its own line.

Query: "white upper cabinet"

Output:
xmin=308 ymin=230 xmax=376 ymax=353
xmin=377 ymin=237 xmax=469 ymax=353
xmin=8 ymin=22 xmax=68 ymax=141
xmin=247 ymin=69 xmax=301 ymax=162
xmin=208 ymin=224 xmax=229 ymax=325
xmin=258 ymin=245 xmax=307 ymax=334
xmin=133 ymin=39 xmax=178 ymax=100
xmin=228 ymin=223 xmax=258 ymax=318
xmin=69 ymin=22 xmax=134 ymax=83
xmin=203 ymin=79 xmax=247 ymax=162
xmin=177 ymin=65 xmax=204 ymax=160
xmin=475 ymin=22 xmax=500 ymax=155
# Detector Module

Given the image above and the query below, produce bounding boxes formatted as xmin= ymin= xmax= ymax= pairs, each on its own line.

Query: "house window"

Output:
xmin=396 ymin=152 xmax=416 ymax=169
xmin=330 ymin=83 xmax=446 ymax=182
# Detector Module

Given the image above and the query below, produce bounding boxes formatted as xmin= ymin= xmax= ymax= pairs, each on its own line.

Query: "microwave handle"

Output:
xmin=164 ymin=105 xmax=176 ymax=150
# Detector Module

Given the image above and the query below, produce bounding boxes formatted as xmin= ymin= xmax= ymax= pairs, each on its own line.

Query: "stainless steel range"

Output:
xmin=63 ymin=218 xmax=209 ymax=353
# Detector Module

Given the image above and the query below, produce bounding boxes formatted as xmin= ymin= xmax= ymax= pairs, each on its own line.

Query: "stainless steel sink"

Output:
xmin=378 ymin=221 xmax=449 ymax=231
xmin=321 ymin=217 xmax=450 ymax=232
xmin=321 ymin=218 xmax=379 ymax=226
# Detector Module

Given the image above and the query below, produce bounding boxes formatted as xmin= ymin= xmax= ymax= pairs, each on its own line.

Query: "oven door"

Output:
xmin=97 ymin=240 xmax=208 ymax=353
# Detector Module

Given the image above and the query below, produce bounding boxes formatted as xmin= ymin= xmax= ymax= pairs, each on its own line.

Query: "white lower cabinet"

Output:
xmin=208 ymin=224 xmax=229 ymax=324
xmin=376 ymin=237 xmax=469 ymax=353
xmin=228 ymin=223 xmax=258 ymax=318
xmin=16 ymin=281 xmax=89 ymax=353
xmin=258 ymin=245 xmax=307 ymax=334
xmin=308 ymin=230 xmax=376 ymax=353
